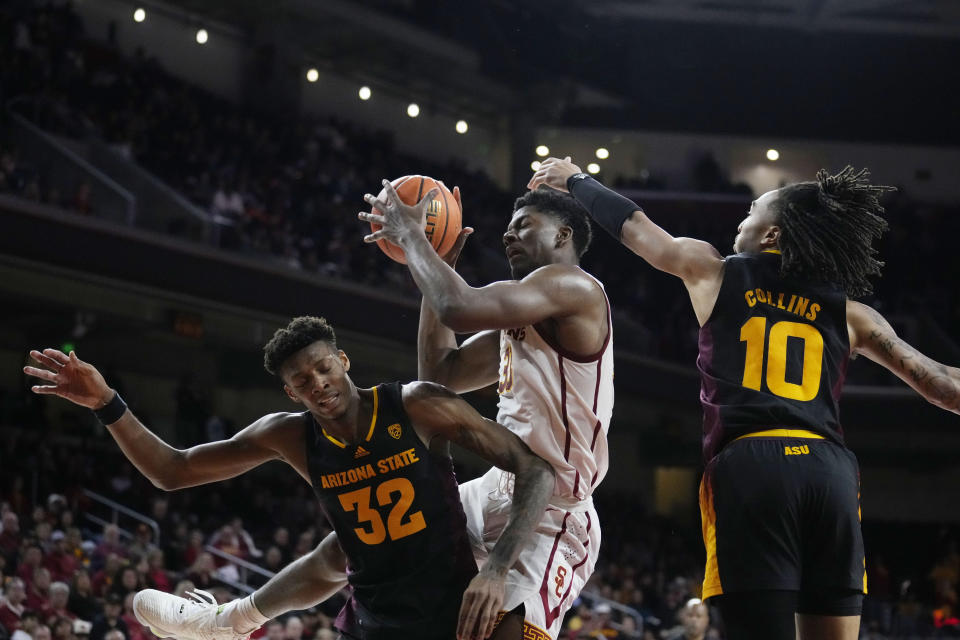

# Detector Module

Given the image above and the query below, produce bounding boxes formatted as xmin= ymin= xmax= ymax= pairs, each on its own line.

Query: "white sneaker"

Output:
xmin=132 ymin=589 xmax=251 ymax=640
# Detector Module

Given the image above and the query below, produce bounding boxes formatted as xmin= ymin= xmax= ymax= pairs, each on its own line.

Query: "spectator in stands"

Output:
xmin=185 ymin=552 xmax=216 ymax=591
xmin=148 ymin=500 xmax=173 ymax=539
xmin=103 ymin=629 xmax=125 ymax=640
xmin=45 ymin=531 xmax=79 ymax=582
xmin=269 ymin=528 xmax=290 ymax=564
xmin=63 ymin=529 xmax=86 ymax=568
xmin=15 ymin=546 xmax=42 ymax=585
xmin=44 ymin=582 xmax=74 ymax=624
xmin=26 ymin=567 xmax=52 ymax=612
xmin=664 ymin=599 xmax=710 ymax=640
xmin=229 ymin=518 xmax=261 ymax=560
xmin=67 ymin=570 xmax=98 ymax=622
xmin=283 ymin=616 xmax=303 ymax=640
xmin=51 ymin=615 xmax=76 ymax=640
xmin=93 ymin=526 xmax=126 ymax=568
xmin=182 ymin=530 xmax=204 ymax=567
xmin=144 ymin=550 xmax=170 ymax=593
xmin=0 ymin=512 xmax=21 ymax=562
xmin=89 ymin=593 xmax=127 ymax=640
xmin=126 ymin=525 xmax=155 ymax=561
xmin=263 ymin=620 xmax=283 ymax=640
xmin=10 ymin=609 xmax=40 ymax=640
xmin=91 ymin=554 xmax=122 ymax=597
xmin=0 ymin=576 xmax=27 ymax=633
xmin=107 ymin=568 xmax=142 ymax=602
xmin=209 ymin=524 xmax=242 ymax=562
xmin=34 ymin=624 xmax=53 ymax=640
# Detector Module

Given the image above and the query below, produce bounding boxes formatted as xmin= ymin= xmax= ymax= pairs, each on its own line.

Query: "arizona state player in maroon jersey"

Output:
xmin=530 ymin=159 xmax=960 ymax=640
xmin=24 ymin=316 xmax=554 ymax=640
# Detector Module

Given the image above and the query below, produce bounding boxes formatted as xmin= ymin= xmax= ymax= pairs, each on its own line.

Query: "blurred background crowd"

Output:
xmin=2 ymin=2 xmax=959 ymax=639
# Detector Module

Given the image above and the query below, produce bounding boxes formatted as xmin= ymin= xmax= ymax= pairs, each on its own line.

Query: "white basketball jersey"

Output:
xmin=496 ymin=277 xmax=614 ymax=500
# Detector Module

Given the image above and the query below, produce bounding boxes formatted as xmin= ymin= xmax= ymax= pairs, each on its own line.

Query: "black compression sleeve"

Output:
xmin=566 ymin=174 xmax=641 ymax=240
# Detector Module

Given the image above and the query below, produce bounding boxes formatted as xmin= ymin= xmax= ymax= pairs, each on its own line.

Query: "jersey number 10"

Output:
xmin=740 ymin=317 xmax=824 ymax=401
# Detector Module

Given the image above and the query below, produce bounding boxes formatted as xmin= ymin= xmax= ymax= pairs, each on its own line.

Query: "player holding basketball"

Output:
xmin=24 ymin=316 xmax=555 ymax=640
xmin=529 ymin=158 xmax=960 ymax=640
xmin=359 ymin=180 xmax=613 ymax=640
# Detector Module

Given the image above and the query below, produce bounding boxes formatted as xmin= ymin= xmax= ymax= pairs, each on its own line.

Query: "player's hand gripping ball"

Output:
xmin=369 ymin=175 xmax=462 ymax=264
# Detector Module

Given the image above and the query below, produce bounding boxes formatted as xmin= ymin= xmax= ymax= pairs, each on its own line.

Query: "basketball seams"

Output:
xmin=436 ymin=183 xmax=451 ymax=255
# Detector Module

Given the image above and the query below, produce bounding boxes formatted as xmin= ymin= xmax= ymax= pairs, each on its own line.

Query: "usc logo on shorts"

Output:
xmin=554 ymin=566 xmax=567 ymax=598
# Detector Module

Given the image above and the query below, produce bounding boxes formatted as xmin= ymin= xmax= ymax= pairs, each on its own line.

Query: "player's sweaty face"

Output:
xmin=503 ymin=207 xmax=559 ymax=279
xmin=281 ymin=342 xmax=351 ymax=418
xmin=733 ymin=190 xmax=778 ymax=253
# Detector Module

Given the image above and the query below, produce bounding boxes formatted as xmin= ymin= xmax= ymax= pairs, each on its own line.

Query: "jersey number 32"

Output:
xmin=338 ymin=478 xmax=427 ymax=545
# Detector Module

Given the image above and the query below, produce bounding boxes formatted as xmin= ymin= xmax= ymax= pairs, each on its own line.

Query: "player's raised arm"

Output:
xmin=415 ymin=204 xmax=500 ymax=392
xmin=24 ymin=348 xmax=292 ymax=490
xmin=847 ymin=301 xmax=960 ymax=414
xmin=401 ymin=381 xmax=555 ymax=640
xmin=529 ymin=157 xmax=724 ymax=284
xmin=361 ymin=181 xmax=603 ymax=334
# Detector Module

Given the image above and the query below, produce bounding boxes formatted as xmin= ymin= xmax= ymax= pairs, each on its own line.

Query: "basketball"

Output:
xmin=370 ymin=175 xmax=462 ymax=264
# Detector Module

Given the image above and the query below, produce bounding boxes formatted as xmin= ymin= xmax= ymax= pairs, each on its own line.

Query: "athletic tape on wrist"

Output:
xmin=567 ymin=174 xmax=641 ymax=240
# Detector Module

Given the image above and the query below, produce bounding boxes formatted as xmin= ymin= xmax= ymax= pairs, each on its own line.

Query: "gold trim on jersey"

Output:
xmin=733 ymin=428 xmax=825 ymax=442
xmin=365 ymin=386 xmax=378 ymax=441
xmin=700 ymin=476 xmax=722 ymax=599
xmin=320 ymin=386 xmax=379 ymax=448
xmin=762 ymin=249 xmax=782 ymax=255
xmin=321 ymin=428 xmax=347 ymax=449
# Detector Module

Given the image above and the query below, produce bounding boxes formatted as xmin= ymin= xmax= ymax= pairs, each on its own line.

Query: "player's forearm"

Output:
xmin=401 ymin=232 xmax=475 ymax=329
xmin=105 ymin=411 xmax=189 ymax=490
xmin=864 ymin=326 xmax=960 ymax=414
xmin=252 ymin=534 xmax=348 ymax=616
xmin=417 ymin=296 xmax=460 ymax=383
xmin=483 ymin=457 xmax=554 ymax=575
xmin=567 ymin=175 xmax=642 ymax=243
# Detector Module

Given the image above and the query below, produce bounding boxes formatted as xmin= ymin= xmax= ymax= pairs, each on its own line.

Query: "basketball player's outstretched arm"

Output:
xmin=24 ymin=349 xmax=302 ymax=489
xmin=847 ymin=302 xmax=960 ymax=414
xmin=416 ymin=225 xmax=501 ymax=392
xmin=528 ymin=157 xmax=726 ymax=325
xmin=361 ymin=181 xmax=602 ymax=333
xmin=402 ymin=381 xmax=556 ymax=640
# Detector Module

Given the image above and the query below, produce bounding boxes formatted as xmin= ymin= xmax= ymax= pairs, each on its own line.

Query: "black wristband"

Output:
xmin=93 ymin=392 xmax=127 ymax=426
xmin=566 ymin=174 xmax=641 ymax=240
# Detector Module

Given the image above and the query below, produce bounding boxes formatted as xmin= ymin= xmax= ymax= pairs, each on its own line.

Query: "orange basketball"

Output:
xmin=370 ymin=175 xmax=462 ymax=264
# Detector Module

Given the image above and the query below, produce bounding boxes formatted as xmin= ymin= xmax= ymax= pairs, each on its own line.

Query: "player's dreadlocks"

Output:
xmin=773 ymin=166 xmax=894 ymax=298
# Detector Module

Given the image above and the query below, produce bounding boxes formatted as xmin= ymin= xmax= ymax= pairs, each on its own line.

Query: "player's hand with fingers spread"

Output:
xmin=23 ymin=349 xmax=115 ymax=409
xmin=359 ymin=179 xmax=437 ymax=247
xmin=527 ymin=156 xmax=582 ymax=193
xmin=457 ymin=567 xmax=506 ymax=640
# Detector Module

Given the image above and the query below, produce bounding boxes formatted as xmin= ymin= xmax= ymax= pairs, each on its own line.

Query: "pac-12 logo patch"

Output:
xmin=387 ymin=423 xmax=402 ymax=439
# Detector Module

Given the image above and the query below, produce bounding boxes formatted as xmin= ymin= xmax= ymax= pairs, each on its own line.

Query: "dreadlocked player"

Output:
xmin=530 ymin=160 xmax=960 ymax=640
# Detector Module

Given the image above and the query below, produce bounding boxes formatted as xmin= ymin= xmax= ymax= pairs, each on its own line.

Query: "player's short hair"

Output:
xmin=263 ymin=316 xmax=337 ymax=376
xmin=773 ymin=166 xmax=894 ymax=297
xmin=513 ymin=188 xmax=593 ymax=259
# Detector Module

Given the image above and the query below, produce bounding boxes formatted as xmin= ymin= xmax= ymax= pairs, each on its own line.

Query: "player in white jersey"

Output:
xmin=360 ymin=183 xmax=613 ymax=640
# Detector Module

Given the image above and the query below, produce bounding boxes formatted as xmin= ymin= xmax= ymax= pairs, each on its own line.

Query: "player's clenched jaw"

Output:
xmin=279 ymin=341 xmax=355 ymax=420
xmin=503 ymin=207 xmax=572 ymax=280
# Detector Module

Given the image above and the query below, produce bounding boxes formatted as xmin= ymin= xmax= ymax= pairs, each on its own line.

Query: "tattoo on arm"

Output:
xmin=867 ymin=324 xmax=960 ymax=412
